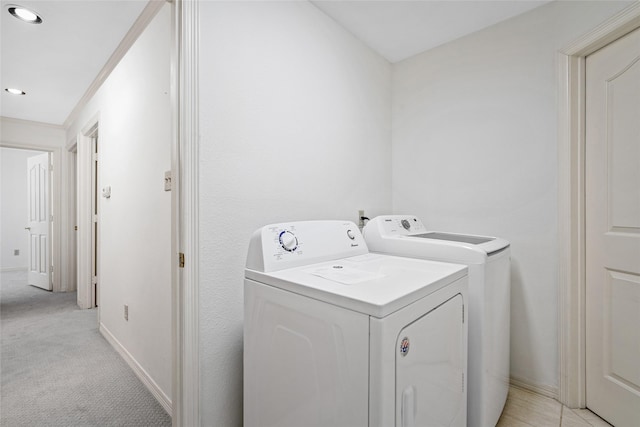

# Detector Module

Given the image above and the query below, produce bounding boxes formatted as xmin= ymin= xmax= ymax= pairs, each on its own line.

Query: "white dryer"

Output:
xmin=363 ymin=215 xmax=511 ymax=427
xmin=244 ymin=220 xmax=469 ymax=427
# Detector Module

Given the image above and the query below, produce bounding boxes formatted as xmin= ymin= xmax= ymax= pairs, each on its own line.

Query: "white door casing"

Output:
xmin=557 ymin=3 xmax=640 ymax=409
xmin=174 ymin=0 xmax=200 ymax=425
xmin=585 ymin=27 xmax=640 ymax=427
xmin=91 ymin=136 xmax=98 ymax=307
xmin=77 ymin=120 xmax=98 ymax=310
xmin=26 ymin=152 xmax=52 ymax=291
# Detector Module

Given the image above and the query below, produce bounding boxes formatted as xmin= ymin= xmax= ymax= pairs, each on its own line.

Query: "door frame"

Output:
xmin=173 ymin=0 xmax=200 ymax=425
xmin=66 ymin=141 xmax=78 ymax=299
xmin=0 ymin=142 xmax=63 ymax=291
xmin=76 ymin=117 xmax=99 ymax=310
xmin=557 ymin=2 xmax=640 ymax=408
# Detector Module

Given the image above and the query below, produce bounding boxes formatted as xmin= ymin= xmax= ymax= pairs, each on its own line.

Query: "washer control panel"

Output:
xmin=379 ymin=216 xmax=428 ymax=235
xmin=247 ymin=221 xmax=369 ymax=272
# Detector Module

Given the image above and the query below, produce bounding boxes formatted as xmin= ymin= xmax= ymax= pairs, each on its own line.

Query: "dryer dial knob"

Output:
xmin=401 ymin=219 xmax=411 ymax=230
xmin=279 ymin=231 xmax=298 ymax=252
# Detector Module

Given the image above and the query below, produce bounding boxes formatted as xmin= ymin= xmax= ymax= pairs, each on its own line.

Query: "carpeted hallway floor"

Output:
xmin=0 ymin=270 xmax=171 ymax=426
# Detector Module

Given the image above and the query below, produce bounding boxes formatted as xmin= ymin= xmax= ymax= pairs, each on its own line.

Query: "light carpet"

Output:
xmin=0 ymin=270 xmax=171 ymax=426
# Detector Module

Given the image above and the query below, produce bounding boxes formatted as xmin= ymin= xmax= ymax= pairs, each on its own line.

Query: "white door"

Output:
xmin=26 ymin=152 xmax=52 ymax=291
xmin=585 ymin=27 xmax=640 ymax=427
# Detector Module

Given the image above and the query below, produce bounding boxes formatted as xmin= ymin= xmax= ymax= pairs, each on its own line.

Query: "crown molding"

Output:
xmin=63 ymin=0 xmax=167 ymax=129
xmin=561 ymin=2 xmax=640 ymax=56
xmin=1 ymin=116 xmax=65 ymax=130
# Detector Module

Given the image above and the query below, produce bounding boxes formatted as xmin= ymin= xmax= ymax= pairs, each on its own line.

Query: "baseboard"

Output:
xmin=510 ymin=375 xmax=559 ymax=400
xmin=0 ymin=267 xmax=28 ymax=272
xmin=99 ymin=323 xmax=172 ymax=414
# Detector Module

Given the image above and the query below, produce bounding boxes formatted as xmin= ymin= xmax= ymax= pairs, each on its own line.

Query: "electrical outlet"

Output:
xmin=358 ymin=210 xmax=365 ymax=229
xmin=14 ymin=249 xmax=19 ymax=256
xmin=124 ymin=304 xmax=129 ymax=321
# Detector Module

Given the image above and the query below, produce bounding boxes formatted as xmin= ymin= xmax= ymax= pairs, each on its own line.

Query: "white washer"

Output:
xmin=363 ymin=215 xmax=511 ymax=427
xmin=244 ymin=220 xmax=469 ymax=427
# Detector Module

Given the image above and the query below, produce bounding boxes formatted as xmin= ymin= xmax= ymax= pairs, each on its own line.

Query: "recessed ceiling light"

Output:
xmin=5 ymin=88 xmax=26 ymax=95
xmin=7 ymin=5 xmax=42 ymax=24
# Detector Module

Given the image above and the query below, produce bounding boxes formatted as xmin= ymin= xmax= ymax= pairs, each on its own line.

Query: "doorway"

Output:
xmin=0 ymin=147 xmax=52 ymax=290
xmin=26 ymin=152 xmax=52 ymax=291
xmin=584 ymin=26 xmax=640 ymax=427
xmin=557 ymin=3 xmax=640 ymax=423
xmin=76 ymin=122 xmax=99 ymax=310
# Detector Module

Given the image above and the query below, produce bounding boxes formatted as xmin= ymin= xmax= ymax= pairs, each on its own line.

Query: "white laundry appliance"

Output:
xmin=362 ymin=215 xmax=511 ymax=427
xmin=244 ymin=220 xmax=469 ymax=427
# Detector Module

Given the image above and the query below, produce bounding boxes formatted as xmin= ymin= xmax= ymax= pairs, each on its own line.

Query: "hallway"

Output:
xmin=0 ymin=270 xmax=171 ymax=426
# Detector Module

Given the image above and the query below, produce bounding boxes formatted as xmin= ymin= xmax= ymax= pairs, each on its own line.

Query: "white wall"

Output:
xmin=198 ymin=1 xmax=392 ymax=424
xmin=391 ymin=1 xmax=633 ymax=392
xmin=66 ymin=3 xmax=172 ymax=406
xmin=0 ymin=148 xmax=45 ymax=270
xmin=0 ymin=118 xmax=70 ymax=290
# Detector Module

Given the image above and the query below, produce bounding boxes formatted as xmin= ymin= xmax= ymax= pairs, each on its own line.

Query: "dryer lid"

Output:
xmin=246 ymin=253 xmax=467 ymax=318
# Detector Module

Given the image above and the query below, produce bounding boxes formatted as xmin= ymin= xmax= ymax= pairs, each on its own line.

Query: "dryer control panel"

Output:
xmin=246 ymin=220 xmax=369 ymax=273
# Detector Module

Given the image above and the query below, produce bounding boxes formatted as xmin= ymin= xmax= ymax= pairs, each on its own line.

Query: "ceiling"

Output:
xmin=0 ymin=0 xmax=148 ymax=126
xmin=0 ymin=0 xmax=551 ymax=127
xmin=311 ymin=0 xmax=552 ymax=63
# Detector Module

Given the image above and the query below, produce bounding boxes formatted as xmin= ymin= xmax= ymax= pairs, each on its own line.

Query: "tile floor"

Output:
xmin=497 ymin=386 xmax=612 ymax=426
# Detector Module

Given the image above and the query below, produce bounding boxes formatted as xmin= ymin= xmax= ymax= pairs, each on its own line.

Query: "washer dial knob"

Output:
xmin=279 ymin=231 xmax=298 ymax=252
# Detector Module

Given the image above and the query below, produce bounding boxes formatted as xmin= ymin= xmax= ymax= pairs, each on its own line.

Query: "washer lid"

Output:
xmin=363 ymin=215 xmax=510 ymax=263
xmin=245 ymin=253 xmax=467 ymax=318
xmin=409 ymin=232 xmax=494 ymax=245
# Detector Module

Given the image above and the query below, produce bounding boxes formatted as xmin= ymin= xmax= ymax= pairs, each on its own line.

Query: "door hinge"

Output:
xmin=179 ymin=252 xmax=185 ymax=268
xmin=164 ymin=171 xmax=172 ymax=191
xmin=51 ymin=265 xmax=54 ymax=272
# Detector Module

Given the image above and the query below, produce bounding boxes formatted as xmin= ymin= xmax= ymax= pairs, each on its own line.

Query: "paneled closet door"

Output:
xmin=26 ymin=152 xmax=52 ymax=291
xmin=585 ymin=26 xmax=640 ymax=427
